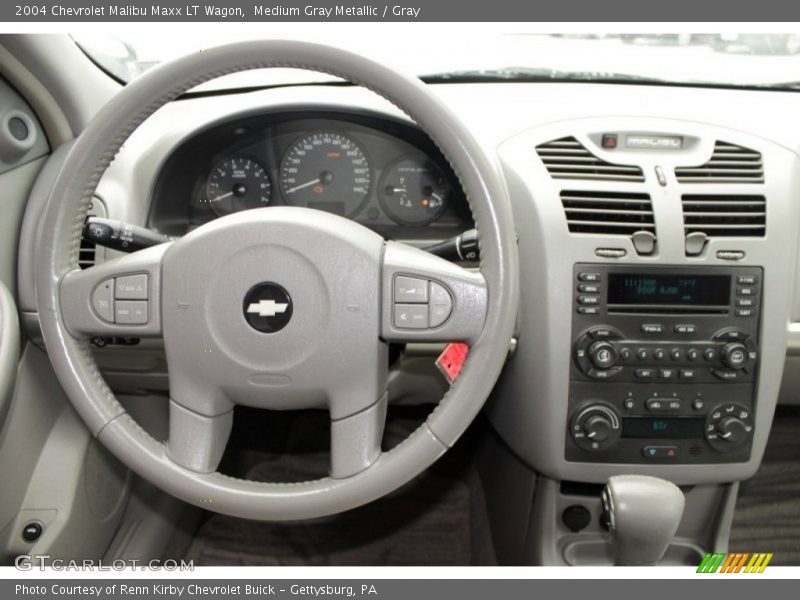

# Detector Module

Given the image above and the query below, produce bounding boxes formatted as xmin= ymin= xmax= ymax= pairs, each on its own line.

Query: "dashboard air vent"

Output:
xmin=536 ymin=137 xmax=645 ymax=182
xmin=561 ymin=190 xmax=655 ymax=235
xmin=78 ymin=197 xmax=106 ymax=269
xmin=681 ymin=194 xmax=766 ymax=237
xmin=675 ymin=141 xmax=764 ymax=183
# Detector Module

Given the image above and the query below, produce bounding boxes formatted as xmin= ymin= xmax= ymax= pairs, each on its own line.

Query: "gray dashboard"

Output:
xmin=17 ymin=80 xmax=800 ymax=489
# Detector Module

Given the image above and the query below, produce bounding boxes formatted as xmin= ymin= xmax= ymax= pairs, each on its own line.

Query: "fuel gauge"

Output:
xmin=379 ymin=157 xmax=448 ymax=225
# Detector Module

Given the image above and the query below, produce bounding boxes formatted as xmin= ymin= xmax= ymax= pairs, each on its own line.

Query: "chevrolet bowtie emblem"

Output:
xmin=247 ymin=300 xmax=290 ymax=318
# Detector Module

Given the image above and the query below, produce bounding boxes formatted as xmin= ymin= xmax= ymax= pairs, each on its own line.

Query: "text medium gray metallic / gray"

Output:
xmin=6 ymin=1 xmax=800 ymax=22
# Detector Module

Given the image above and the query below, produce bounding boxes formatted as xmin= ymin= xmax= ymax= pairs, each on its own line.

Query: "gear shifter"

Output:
xmin=601 ymin=475 xmax=685 ymax=566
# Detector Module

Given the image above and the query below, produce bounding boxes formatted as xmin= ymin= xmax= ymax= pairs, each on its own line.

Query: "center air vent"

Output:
xmin=561 ymin=190 xmax=655 ymax=235
xmin=675 ymin=141 xmax=764 ymax=183
xmin=536 ymin=137 xmax=644 ymax=182
xmin=681 ymin=194 xmax=766 ymax=237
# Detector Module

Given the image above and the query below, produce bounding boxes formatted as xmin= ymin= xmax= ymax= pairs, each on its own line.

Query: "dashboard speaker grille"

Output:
xmin=536 ymin=137 xmax=645 ymax=182
xmin=681 ymin=194 xmax=766 ymax=237
xmin=561 ymin=190 xmax=655 ymax=235
xmin=675 ymin=141 xmax=764 ymax=183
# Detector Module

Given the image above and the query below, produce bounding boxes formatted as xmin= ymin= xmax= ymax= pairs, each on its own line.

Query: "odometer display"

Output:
xmin=280 ymin=131 xmax=371 ymax=217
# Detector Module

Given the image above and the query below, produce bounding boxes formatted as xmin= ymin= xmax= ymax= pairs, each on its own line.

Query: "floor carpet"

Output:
xmin=184 ymin=408 xmax=496 ymax=566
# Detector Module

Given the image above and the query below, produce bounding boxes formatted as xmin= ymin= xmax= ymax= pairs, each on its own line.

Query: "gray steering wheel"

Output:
xmin=35 ymin=41 xmax=519 ymax=521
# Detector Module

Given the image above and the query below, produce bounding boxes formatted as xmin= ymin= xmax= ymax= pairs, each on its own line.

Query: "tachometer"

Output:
xmin=280 ymin=131 xmax=371 ymax=217
xmin=205 ymin=156 xmax=271 ymax=216
xmin=379 ymin=157 xmax=448 ymax=225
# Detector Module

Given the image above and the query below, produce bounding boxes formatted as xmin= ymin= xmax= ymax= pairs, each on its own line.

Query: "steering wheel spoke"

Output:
xmin=330 ymin=391 xmax=388 ymax=479
xmin=59 ymin=242 xmax=169 ymax=338
xmin=381 ymin=241 xmax=487 ymax=344
xmin=167 ymin=398 xmax=234 ymax=474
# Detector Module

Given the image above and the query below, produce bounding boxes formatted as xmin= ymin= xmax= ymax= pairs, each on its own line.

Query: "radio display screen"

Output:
xmin=607 ymin=273 xmax=731 ymax=306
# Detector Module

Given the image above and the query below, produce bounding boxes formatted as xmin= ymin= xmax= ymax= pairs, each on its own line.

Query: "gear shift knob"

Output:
xmin=602 ymin=475 xmax=685 ymax=566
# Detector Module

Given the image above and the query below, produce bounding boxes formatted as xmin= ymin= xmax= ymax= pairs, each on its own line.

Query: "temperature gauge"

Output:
xmin=379 ymin=157 xmax=448 ymax=225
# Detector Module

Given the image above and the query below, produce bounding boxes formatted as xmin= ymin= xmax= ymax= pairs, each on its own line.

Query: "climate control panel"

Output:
xmin=566 ymin=264 xmax=761 ymax=464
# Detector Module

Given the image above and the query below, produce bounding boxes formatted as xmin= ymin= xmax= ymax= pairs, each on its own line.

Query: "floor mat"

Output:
xmin=730 ymin=409 xmax=800 ymax=566
xmin=184 ymin=409 xmax=496 ymax=566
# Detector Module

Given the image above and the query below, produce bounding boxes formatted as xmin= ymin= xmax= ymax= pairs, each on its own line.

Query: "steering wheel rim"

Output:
xmin=35 ymin=40 xmax=519 ymax=521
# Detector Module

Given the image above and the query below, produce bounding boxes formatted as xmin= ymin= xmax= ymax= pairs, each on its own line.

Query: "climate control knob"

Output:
xmin=570 ymin=403 xmax=621 ymax=451
xmin=705 ymin=403 xmax=754 ymax=452
xmin=584 ymin=414 xmax=614 ymax=443
xmin=717 ymin=416 xmax=748 ymax=444
xmin=720 ymin=342 xmax=749 ymax=370
xmin=589 ymin=341 xmax=617 ymax=369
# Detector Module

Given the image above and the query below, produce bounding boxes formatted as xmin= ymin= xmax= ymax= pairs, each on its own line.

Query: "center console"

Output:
xmin=567 ymin=264 xmax=762 ymax=464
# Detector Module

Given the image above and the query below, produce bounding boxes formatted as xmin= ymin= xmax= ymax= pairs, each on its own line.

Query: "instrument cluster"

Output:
xmin=149 ymin=110 xmax=471 ymax=239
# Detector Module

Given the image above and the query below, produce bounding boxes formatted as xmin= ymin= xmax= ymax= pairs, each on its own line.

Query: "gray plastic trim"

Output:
xmin=60 ymin=242 xmax=168 ymax=338
xmin=0 ymin=280 xmax=19 ymax=427
xmin=0 ymin=69 xmax=50 ymax=175
xmin=381 ymin=241 xmax=487 ymax=344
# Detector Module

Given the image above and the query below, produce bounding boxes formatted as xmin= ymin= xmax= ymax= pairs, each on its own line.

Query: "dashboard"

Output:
xmin=17 ymin=81 xmax=800 ymax=493
xmin=148 ymin=110 xmax=472 ymax=241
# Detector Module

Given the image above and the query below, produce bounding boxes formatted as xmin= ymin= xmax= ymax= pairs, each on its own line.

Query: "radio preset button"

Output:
xmin=641 ymin=323 xmax=663 ymax=334
xmin=619 ymin=347 xmax=633 ymax=361
xmin=670 ymin=348 xmax=682 ymax=361
xmin=652 ymin=348 xmax=666 ymax=361
xmin=686 ymin=348 xmax=699 ymax=361
xmin=578 ymin=273 xmax=601 ymax=282
xmin=636 ymin=348 xmax=649 ymax=361
xmin=703 ymin=348 xmax=717 ymax=362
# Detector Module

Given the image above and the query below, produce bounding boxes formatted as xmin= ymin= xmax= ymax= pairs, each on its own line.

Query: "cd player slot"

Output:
xmin=607 ymin=305 xmax=730 ymax=315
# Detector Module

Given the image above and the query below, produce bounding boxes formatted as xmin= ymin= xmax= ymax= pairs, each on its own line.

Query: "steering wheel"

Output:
xmin=35 ymin=41 xmax=518 ymax=521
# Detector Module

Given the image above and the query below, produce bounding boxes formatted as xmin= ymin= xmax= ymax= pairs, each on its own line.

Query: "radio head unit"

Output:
xmin=567 ymin=263 xmax=762 ymax=465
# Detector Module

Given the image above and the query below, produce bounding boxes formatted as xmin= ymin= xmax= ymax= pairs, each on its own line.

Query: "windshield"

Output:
xmin=74 ymin=30 xmax=800 ymax=91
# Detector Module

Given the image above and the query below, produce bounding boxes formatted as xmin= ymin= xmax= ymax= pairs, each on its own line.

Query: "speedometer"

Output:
xmin=280 ymin=131 xmax=372 ymax=217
